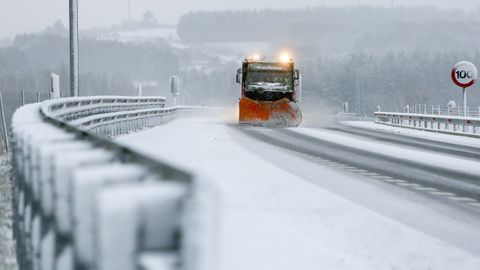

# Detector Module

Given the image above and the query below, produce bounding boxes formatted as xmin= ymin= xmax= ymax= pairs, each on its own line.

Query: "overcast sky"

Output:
xmin=1 ymin=0 xmax=479 ymax=39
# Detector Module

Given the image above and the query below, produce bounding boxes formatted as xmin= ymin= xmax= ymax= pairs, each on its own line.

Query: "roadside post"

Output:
xmin=21 ymin=90 xmax=25 ymax=105
xmin=451 ymin=61 xmax=478 ymax=117
xmin=342 ymin=102 xmax=349 ymax=113
xmin=169 ymin=76 xmax=180 ymax=106
xmin=50 ymin=73 xmax=61 ymax=99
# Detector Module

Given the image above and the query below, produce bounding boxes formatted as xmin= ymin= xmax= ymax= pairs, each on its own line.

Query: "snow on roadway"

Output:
xmin=292 ymin=126 xmax=480 ymax=176
xmin=343 ymin=120 xmax=480 ymax=149
xmin=117 ymin=112 xmax=480 ymax=270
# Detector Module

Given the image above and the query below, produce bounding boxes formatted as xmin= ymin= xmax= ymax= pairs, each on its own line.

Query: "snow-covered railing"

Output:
xmin=402 ymin=104 xmax=480 ymax=118
xmin=11 ymin=97 xmax=217 ymax=270
xmin=66 ymin=106 xmax=207 ymax=138
xmin=43 ymin=96 xmax=166 ymax=122
xmin=375 ymin=111 xmax=480 ymax=138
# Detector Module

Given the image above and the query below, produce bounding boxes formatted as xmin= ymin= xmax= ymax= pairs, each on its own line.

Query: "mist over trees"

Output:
xmin=1 ymin=6 xmax=480 ymax=122
xmin=178 ymin=7 xmax=480 ymax=53
xmin=301 ymin=51 xmax=480 ymax=114
xmin=178 ymin=6 xmax=480 ymax=112
xmin=0 ymin=25 xmax=180 ymax=124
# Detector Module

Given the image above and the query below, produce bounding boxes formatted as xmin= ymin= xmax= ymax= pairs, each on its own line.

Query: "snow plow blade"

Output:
xmin=239 ymin=97 xmax=302 ymax=127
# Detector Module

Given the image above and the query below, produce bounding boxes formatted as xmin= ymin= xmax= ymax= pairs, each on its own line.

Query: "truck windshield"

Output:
xmin=247 ymin=71 xmax=293 ymax=92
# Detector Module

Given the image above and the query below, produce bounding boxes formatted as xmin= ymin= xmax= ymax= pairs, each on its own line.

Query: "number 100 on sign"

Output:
xmin=451 ymin=61 xmax=478 ymax=88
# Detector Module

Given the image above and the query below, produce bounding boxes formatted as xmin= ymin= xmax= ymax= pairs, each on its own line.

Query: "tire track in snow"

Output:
xmin=238 ymin=127 xmax=480 ymax=211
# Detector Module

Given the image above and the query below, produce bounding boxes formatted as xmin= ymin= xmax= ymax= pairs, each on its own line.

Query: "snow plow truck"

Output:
xmin=236 ymin=54 xmax=302 ymax=127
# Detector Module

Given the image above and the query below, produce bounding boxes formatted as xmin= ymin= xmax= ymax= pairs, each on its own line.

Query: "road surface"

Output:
xmin=117 ymin=110 xmax=480 ymax=270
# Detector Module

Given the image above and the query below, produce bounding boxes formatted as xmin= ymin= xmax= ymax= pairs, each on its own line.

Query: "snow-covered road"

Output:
xmin=117 ymin=111 xmax=480 ymax=270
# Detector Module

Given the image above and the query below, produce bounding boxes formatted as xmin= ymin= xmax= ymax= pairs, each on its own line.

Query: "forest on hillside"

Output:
xmin=301 ymin=51 xmax=480 ymax=114
xmin=1 ymin=6 xmax=480 ymax=123
xmin=0 ymin=32 xmax=180 ymax=124
xmin=178 ymin=7 xmax=480 ymax=113
xmin=178 ymin=7 xmax=480 ymax=54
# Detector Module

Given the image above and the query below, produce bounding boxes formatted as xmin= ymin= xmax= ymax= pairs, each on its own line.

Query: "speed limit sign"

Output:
xmin=451 ymin=61 xmax=478 ymax=88
xmin=451 ymin=61 xmax=477 ymax=117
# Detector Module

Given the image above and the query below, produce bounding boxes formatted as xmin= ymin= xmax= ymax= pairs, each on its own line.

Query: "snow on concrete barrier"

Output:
xmin=96 ymin=182 xmax=187 ymax=270
xmin=11 ymin=97 xmax=219 ymax=270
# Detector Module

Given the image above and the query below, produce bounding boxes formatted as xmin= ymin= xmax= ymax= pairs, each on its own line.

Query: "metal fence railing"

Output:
xmin=375 ymin=111 xmax=480 ymax=138
xmin=402 ymin=104 xmax=480 ymax=118
xmin=11 ymin=97 xmax=218 ymax=270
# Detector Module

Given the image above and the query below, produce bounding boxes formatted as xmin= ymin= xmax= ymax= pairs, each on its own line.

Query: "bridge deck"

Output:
xmin=117 ymin=111 xmax=480 ymax=270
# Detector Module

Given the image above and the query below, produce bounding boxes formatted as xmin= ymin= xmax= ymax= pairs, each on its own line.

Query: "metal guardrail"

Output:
xmin=43 ymin=96 xmax=166 ymax=122
xmin=375 ymin=111 xmax=480 ymax=138
xmin=11 ymin=97 xmax=217 ymax=270
xmin=67 ymin=106 xmax=209 ymax=138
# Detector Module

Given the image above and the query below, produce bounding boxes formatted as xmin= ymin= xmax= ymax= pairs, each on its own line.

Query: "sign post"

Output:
xmin=451 ymin=61 xmax=478 ymax=117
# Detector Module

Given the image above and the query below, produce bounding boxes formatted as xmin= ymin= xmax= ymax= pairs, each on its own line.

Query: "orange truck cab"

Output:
xmin=236 ymin=55 xmax=302 ymax=127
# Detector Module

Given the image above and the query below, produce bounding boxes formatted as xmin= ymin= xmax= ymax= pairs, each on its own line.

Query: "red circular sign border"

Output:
xmin=451 ymin=67 xmax=476 ymax=88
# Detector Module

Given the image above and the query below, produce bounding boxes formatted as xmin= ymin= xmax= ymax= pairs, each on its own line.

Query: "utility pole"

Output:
xmin=69 ymin=0 xmax=79 ymax=97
